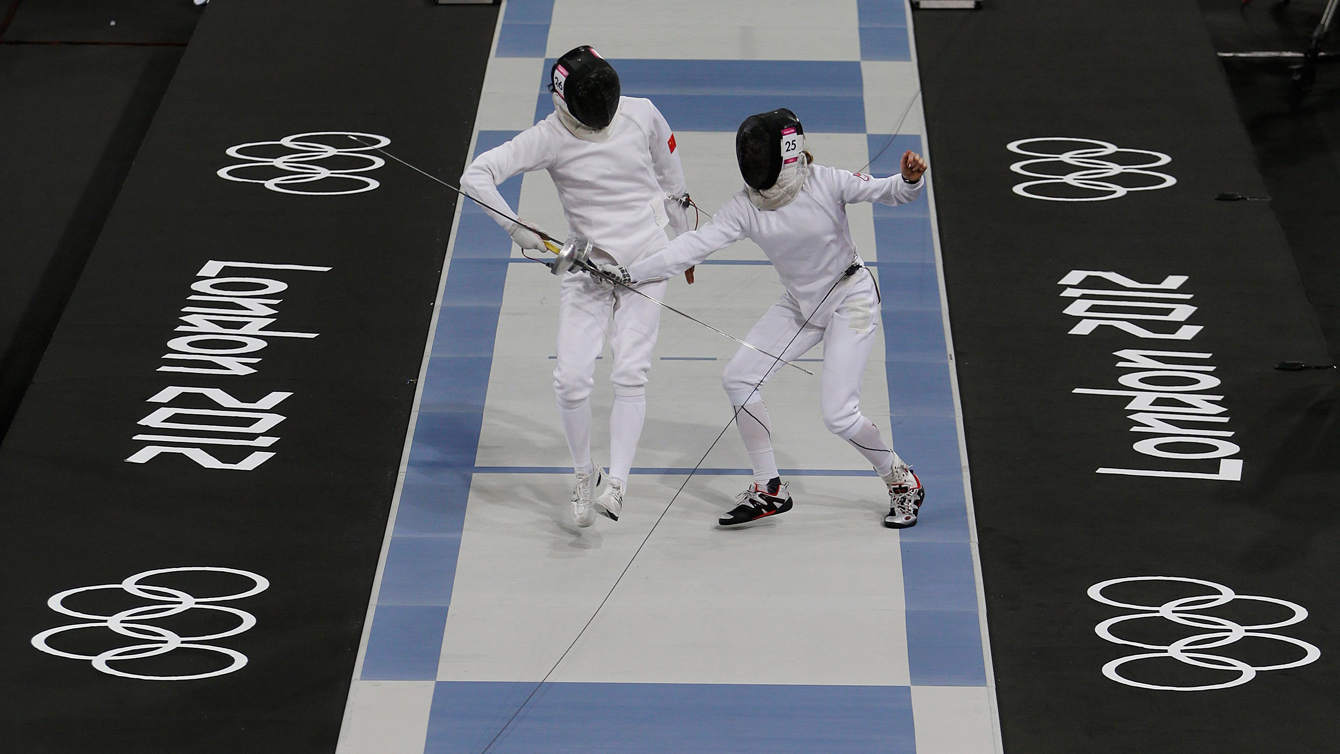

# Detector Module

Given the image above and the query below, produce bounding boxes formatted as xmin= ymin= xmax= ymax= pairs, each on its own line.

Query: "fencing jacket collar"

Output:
xmin=553 ymin=93 xmax=619 ymax=143
xmin=747 ymin=153 xmax=808 ymax=210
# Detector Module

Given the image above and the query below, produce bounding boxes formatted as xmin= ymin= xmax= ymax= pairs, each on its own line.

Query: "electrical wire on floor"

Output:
xmin=478 ymin=72 xmax=929 ymax=754
xmin=476 ymin=257 xmax=858 ymax=754
xmin=364 ymin=77 xmax=933 ymax=748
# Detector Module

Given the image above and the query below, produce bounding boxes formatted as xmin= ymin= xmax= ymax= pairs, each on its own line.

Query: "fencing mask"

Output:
xmin=736 ymin=109 xmax=805 ymax=191
xmin=550 ymin=46 xmax=621 ymax=131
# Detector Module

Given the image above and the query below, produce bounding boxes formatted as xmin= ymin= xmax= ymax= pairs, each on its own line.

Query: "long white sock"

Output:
xmin=735 ymin=399 xmax=779 ymax=485
xmin=845 ymin=417 xmax=905 ymax=481
xmin=556 ymin=395 xmax=593 ymax=475
xmin=608 ymin=388 xmax=646 ymax=485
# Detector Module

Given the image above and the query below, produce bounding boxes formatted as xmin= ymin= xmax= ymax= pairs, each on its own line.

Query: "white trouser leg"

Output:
xmin=818 ymin=278 xmax=896 ymax=475
xmin=721 ymin=296 xmax=826 ymax=406
xmin=847 ymin=418 xmax=904 ymax=481
xmin=608 ymin=392 xmax=646 ymax=485
xmin=553 ymin=273 xmax=613 ymax=474
xmin=721 ymin=296 xmax=826 ymax=480
xmin=735 ymin=399 xmax=779 ymax=485
xmin=605 ymin=278 xmax=667 ymax=486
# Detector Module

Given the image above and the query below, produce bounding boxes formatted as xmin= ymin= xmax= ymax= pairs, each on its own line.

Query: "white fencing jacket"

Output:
xmin=628 ymin=164 xmax=924 ymax=325
xmin=460 ymin=96 xmax=687 ymax=267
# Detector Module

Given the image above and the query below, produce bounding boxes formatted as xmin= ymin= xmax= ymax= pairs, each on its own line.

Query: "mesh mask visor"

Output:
xmin=736 ymin=108 xmax=805 ymax=191
xmin=551 ymin=46 xmax=621 ymax=130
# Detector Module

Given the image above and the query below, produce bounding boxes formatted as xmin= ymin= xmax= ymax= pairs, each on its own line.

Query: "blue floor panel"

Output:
xmin=394 ymin=470 xmax=473 ymax=537
xmin=534 ymin=60 xmax=867 ymax=133
xmin=362 ymin=605 xmax=451 ymax=681
xmin=896 ymin=473 xmax=971 ymax=543
xmin=376 ymin=535 xmax=462 ymax=607
xmin=358 ymin=9 xmax=994 ymax=745
xmin=425 ymin=682 xmax=916 ymax=754
xmin=905 ymin=610 xmax=987 ymax=687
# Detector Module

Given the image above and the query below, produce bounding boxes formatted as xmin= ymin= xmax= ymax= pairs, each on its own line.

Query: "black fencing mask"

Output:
xmin=736 ymin=109 xmax=805 ymax=191
xmin=550 ymin=46 xmax=621 ymax=130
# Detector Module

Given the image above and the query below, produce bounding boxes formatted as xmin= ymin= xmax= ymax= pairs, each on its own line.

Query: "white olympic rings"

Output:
xmin=217 ymin=131 xmax=390 ymax=195
xmin=1008 ymin=137 xmax=1176 ymax=202
xmin=31 ymin=566 xmax=269 ymax=681
xmin=1088 ymin=576 xmax=1320 ymax=692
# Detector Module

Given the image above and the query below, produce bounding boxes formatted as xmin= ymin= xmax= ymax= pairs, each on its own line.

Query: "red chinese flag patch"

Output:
xmin=668 ymin=134 xmax=677 ymax=153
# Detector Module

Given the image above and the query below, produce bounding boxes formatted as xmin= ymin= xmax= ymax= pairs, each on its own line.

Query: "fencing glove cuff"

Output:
xmin=665 ymin=194 xmax=695 ymax=236
xmin=508 ymin=220 xmax=546 ymax=251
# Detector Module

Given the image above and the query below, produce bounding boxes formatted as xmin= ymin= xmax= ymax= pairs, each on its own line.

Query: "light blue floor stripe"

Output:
xmin=905 ymin=609 xmax=988 ymax=686
xmin=494 ymin=0 xmax=552 ymax=58
xmin=359 ymin=606 xmax=452 ymax=681
xmin=425 ymin=682 xmax=916 ymax=754
xmin=871 ymin=133 xmax=985 ymax=684
xmin=361 ymin=131 xmax=523 ymax=681
xmin=360 ymin=16 xmax=989 ymax=746
xmin=534 ymin=59 xmax=867 ymax=133
xmin=858 ymin=0 xmax=912 ymax=61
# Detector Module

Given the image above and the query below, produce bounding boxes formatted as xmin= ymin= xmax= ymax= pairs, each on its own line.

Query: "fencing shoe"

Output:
xmin=719 ymin=478 xmax=792 ymax=527
xmin=884 ymin=468 xmax=925 ymax=529
xmin=594 ymin=477 xmax=625 ymax=521
xmin=572 ymin=466 xmax=602 ymax=528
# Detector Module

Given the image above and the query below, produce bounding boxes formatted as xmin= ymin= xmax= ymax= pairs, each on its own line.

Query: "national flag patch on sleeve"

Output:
xmin=668 ymin=134 xmax=677 ymax=153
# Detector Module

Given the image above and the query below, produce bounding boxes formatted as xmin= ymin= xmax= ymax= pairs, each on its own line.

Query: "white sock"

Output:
xmin=845 ymin=417 xmax=904 ymax=481
xmin=608 ymin=388 xmax=646 ymax=486
xmin=735 ymin=399 xmax=779 ymax=485
xmin=556 ymin=395 xmax=593 ymax=475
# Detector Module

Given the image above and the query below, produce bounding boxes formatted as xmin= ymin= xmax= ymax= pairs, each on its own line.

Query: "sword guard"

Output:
xmin=550 ymin=237 xmax=595 ymax=275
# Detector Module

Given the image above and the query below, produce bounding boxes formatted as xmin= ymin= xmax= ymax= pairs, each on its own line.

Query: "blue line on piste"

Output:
xmin=867 ymin=132 xmax=986 ymax=685
xmin=425 ymin=681 xmax=915 ymax=753
xmin=361 ymin=130 xmax=524 ymax=681
xmin=534 ymin=59 xmax=866 ymax=133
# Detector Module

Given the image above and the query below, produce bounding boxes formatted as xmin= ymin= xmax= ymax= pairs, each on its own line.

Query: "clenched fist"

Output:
xmin=900 ymin=150 xmax=928 ymax=182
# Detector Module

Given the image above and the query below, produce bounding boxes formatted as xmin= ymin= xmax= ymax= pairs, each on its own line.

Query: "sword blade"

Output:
xmin=357 ymin=137 xmax=814 ymax=377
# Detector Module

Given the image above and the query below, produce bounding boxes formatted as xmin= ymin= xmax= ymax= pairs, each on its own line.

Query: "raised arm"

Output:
xmin=838 ymin=150 xmax=928 ymax=206
xmin=459 ymin=124 xmax=555 ymax=232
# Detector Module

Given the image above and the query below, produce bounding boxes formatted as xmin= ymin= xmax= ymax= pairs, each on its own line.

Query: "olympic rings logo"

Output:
xmin=1008 ymin=138 xmax=1176 ymax=202
xmin=217 ymin=131 xmax=390 ymax=196
xmin=1089 ymin=576 xmax=1320 ymax=691
xmin=31 ymin=566 xmax=269 ymax=681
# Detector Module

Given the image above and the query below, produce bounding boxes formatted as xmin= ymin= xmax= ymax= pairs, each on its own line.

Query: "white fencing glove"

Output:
xmin=665 ymin=194 xmax=695 ymax=236
xmin=507 ymin=220 xmax=546 ymax=251
xmin=595 ymin=263 xmax=632 ymax=291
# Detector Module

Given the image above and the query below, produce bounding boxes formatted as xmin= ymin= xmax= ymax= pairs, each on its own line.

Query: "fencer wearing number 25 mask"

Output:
xmin=616 ymin=108 xmax=931 ymax=529
xmin=460 ymin=46 xmax=694 ymax=529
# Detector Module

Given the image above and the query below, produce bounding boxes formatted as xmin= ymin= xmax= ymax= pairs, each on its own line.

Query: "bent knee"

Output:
xmin=721 ymin=361 xmax=758 ymax=400
xmin=822 ymin=404 xmax=863 ymax=438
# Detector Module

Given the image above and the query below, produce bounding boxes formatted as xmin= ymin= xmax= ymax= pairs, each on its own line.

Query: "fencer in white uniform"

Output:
xmin=605 ymin=108 xmax=928 ymax=528
xmin=460 ymin=46 xmax=691 ymax=527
